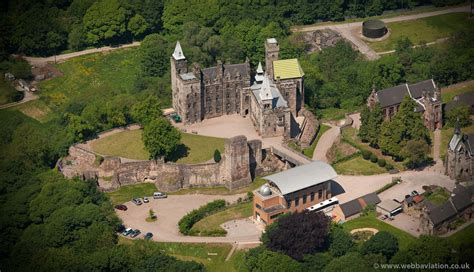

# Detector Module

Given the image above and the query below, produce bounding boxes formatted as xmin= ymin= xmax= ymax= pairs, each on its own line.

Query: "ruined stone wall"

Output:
xmin=298 ymin=108 xmax=320 ymax=148
xmin=62 ymin=135 xmax=262 ymax=192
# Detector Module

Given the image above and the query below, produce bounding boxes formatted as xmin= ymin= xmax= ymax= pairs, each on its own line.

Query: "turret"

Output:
xmin=255 ymin=62 xmax=264 ymax=84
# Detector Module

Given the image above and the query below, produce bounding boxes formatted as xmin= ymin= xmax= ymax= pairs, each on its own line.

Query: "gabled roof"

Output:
xmin=339 ymin=199 xmax=363 ymax=218
xmin=273 ymin=59 xmax=304 ymax=80
xmin=444 ymin=92 xmax=474 ymax=112
xmin=362 ymin=192 xmax=381 ymax=206
xmin=173 ymin=41 xmax=185 ymax=60
xmin=451 ymin=185 xmax=473 ymax=211
xmin=428 ymin=201 xmax=457 ymax=226
xmin=376 ymin=84 xmax=409 ymax=108
xmin=408 ymin=79 xmax=436 ymax=99
xmin=259 ymin=75 xmax=274 ymax=101
xmin=264 ymin=161 xmax=337 ymax=195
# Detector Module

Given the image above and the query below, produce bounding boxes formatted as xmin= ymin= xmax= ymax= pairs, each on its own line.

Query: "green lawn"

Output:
xmin=445 ymin=223 xmax=474 ymax=250
xmin=333 ymin=155 xmax=386 ymax=175
xmin=303 ymin=124 xmax=331 ymax=158
xmin=441 ymin=81 xmax=474 ymax=103
xmin=37 ymin=48 xmax=142 ymax=113
xmin=424 ymin=187 xmax=451 ymax=205
xmin=8 ymin=99 xmax=54 ymax=123
xmin=319 ymin=107 xmax=353 ymax=122
xmin=342 ymin=213 xmax=416 ymax=250
xmin=440 ymin=124 xmax=474 ymax=159
xmin=367 ymin=13 xmax=474 ymax=52
xmin=106 ymin=183 xmax=157 ymax=205
xmin=0 ymin=78 xmax=18 ymax=105
xmin=118 ymin=238 xmax=233 ymax=272
xmin=90 ymin=129 xmax=226 ymax=164
xmin=191 ymin=202 xmax=253 ymax=236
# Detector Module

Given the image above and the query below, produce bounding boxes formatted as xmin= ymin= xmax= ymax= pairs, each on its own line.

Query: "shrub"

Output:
xmin=247 ymin=191 xmax=254 ymax=201
xmin=385 ymin=164 xmax=394 ymax=170
xmin=370 ymin=154 xmax=378 ymax=163
xmin=94 ymin=155 xmax=104 ymax=166
xmin=362 ymin=150 xmax=371 ymax=160
xmin=329 ymin=227 xmax=354 ymax=257
xmin=377 ymin=159 xmax=386 ymax=167
xmin=361 ymin=231 xmax=399 ymax=260
xmin=213 ymin=149 xmax=221 ymax=162
xmin=178 ymin=199 xmax=226 ymax=235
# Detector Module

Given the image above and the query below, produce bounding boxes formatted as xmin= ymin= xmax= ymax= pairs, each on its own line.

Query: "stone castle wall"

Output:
xmin=61 ymin=135 xmax=261 ymax=192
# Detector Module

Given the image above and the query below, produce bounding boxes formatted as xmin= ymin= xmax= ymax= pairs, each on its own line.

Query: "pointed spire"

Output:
xmin=259 ymin=75 xmax=273 ymax=101
xmin=173 ymin=41 xmax=185 ymax=60
xmin=257 ymin=62 xmax=263 ymax=74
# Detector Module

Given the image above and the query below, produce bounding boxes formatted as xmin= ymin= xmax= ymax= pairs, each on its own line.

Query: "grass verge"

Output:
xmin=190 ymin=202 xmax=253 ymax=236
xmin=303 ymin=124 xmax=331 ymax=158
xmin=118 ymin=238 xmax=233 ymax=272
xmin=333 ymin=154 xmax=386 ymax=175
xmin=106 ymin=183 xmax=157 ymax=205
xmin=367 ymin=12 xmax=473 ymax=52
xmin=342 ymin=212 xmax=416 ymax=250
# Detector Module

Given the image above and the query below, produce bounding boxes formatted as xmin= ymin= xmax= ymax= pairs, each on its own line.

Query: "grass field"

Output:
xmin=302 ymin=124 xmax=331 ymax=158
xmin=118 ymin=238 xmax=234 ymax=272
xmin=368 ymin=12 xmax=473 ymax=52
xmin=38 ymin=48 xmax=141 ymax=113
xmin=106 ymin=183 xmax=157 ymax=205
xmin=441 ymin=81 xmax=474 ymax=103
xmin=90 ymin=129 xmax=226 ymax=164
xmin=191 ymin=202 xmax=253 ymax=235
xmin=440 ymin=124 xmax=474 ymax=159
xmin=333 ymin=155 xmax=386 ymax=175
xmin=445 ymin=223 xmax=474 ymax=249
xmin=0 ymin=78 xmax=18 ymax=105
xmin=8 ymin=99 xmax=54 ymax=123
xmin=342 ymin=213 xmax=416 ymax=250
xmin=424 ymin=187 xmax=450 ymax=205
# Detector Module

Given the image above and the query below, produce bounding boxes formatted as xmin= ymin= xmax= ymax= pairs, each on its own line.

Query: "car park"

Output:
xmin=122 ymin=228 xmax=133 ymax=236
xmin=143 ymin=197 xmax=149 ymax=203
xmin=153 ymin=192 xmax=167 ymax=199
xmin=114 ymin=204 xmax=128 ymax=211
xmin=130 ymin=229 xmax=141 ymax=238
xmin=132 ymin=198 xmax=142 ymax=205
xmin=144 ymin=232 xmax=153 ymax=240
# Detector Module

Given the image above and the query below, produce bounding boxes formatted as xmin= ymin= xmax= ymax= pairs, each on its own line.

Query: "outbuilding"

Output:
xmin=377 ymin=199 xmax=402 ymax=216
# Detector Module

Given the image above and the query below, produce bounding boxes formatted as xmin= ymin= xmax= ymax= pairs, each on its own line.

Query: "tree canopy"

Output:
xmin=142 ymin=118 xmax=181 ymax=160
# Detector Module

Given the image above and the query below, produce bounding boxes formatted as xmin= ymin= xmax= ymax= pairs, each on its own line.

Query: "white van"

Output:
xmin=153 ymin=192 xmax=167 ymax=199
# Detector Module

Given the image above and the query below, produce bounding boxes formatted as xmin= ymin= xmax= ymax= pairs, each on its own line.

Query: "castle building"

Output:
xmin=445 ymin=123 xmax=474 ymax=181
xmin=171 ymin=38 xmax=305 ymax=138
xmin=366 ymin=79 xmax=443 ymax=131
xmin=253 ymin=161 xmax=337 ymax=225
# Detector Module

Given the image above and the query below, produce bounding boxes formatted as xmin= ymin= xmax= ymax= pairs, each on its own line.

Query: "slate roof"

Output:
xmin=251 ymin=75 xmax=288 ymax=109
xmin=444 ymin=92 xmax=474 ymax=112
xmin=339 ymin=198 xmax=363 ymax=218
xmin=264 ymin=161 xmax=337 ymax=195
xmin=339 ymin=193 xmax=380 ymax=217
xmin=377 ymin=84 xmax=409 ymax=108
xmin=428 ymin=201 xmax=457 ymax=227
xmin=201 ymin=63 xmax=249 ymax=80
xmin=273 ymin=59 xmax=304 ymax=80
xmin=376 ymin=79 xmax=437 ymax=108
xmin=362 ymin=192 xmax=381 ymax=205
xmin=451 ymin=185 xmax=473 ymax=211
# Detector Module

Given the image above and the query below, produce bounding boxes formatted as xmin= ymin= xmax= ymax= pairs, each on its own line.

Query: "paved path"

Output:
xmin=0 ymin=90 xmax=39 ymax=109
xmin=312 ymin=123 xmax=340 ymax=162
xmin=293 ymin=5 xmax=470 ymax=60
xmin=19 ymin=42 xmax=141 ymax=67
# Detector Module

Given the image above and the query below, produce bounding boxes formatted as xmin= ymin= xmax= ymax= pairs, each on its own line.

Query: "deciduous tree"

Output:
xmin=142 ymin=118 xmax=181 ymax=160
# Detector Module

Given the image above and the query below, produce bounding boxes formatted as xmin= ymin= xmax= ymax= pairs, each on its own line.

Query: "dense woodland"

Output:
xmin=1 ymin=0 xmax=473 ymax=271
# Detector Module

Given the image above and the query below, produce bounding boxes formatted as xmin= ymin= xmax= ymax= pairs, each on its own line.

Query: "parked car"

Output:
xmin=411 ymin=190 xmax=419 ymax=196
xmin=132 ymin=198 xmax=142 ymax=205
xmin=115 ymin=204 xmax=128 ymax=211
xmin=379 ymin=214 xmax=388 ymax=221
xmin=153 ymin=192 xmax=167 ymax=199
xmin=143 ymin=197 xmax=149 ymax=203
xmin=144 ymin=232 xmax=153 ymax=240
xmin=130 ymin=229 xmax=141 ymax=238
xmin=122 ymin=228 xmax=133 ymax=236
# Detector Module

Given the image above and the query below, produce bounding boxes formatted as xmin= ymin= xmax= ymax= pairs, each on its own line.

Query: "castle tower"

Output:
xmin=259 ymin=75 xmax=274 ymax=110
xmin=422 ymin=79 xmax=443 ymax=130
xmin=255 ymin=62 xmax=264 ymax=84
xmin=171 ymin=41 xmax=188 ymax=110
xmin=265 ymin=38 xmax=279 ymax=79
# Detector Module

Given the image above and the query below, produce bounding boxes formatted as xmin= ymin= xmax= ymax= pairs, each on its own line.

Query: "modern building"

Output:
xmin=366 ymin=79 xmax=443 ymax=131
xmin=376 ymin=199 xmax=402 ymax=217
xmin=445 ymin=122 xmax=474 ymax=181
xmin=170 ymin=38 xmax=305 ymax=138
xmin=252 ymin=161 xmax=337 ymax=225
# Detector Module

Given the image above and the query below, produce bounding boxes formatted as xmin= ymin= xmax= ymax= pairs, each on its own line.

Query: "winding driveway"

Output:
xmin=312 ymin=123 xmax=340 ymax=162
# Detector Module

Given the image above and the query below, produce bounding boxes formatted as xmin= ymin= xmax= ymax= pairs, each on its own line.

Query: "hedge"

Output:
xmin=178 ymin=199 xmax=226 ymax=235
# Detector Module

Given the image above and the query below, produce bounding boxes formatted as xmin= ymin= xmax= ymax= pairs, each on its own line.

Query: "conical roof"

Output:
xmin=259 ymin=75 xmax=273 ymax=101
xmin=173 ymin=41 xmax=185 ymax=60
xmin=256 ymin=62 xmax=263 ymax=74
